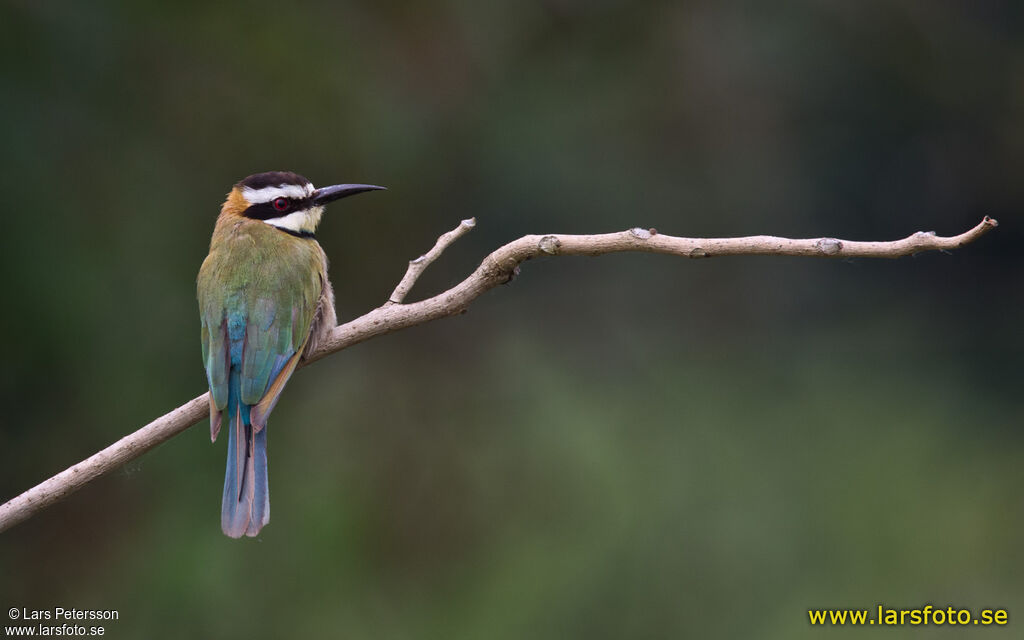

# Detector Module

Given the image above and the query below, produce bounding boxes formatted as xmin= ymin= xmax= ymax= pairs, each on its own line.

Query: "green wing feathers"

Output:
xmin=198 ymin=221 xmax=325 ymax=437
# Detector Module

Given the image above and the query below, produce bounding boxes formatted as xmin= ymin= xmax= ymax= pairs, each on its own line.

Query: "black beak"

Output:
xmin=312 ymin=183 xmax=386 ymax=206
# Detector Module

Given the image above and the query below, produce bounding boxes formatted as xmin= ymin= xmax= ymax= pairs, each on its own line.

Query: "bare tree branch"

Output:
xmin=0 ymin=216 xmax=998 ymax=533
xmin=389 ymin=217 xmax=477 ymax=304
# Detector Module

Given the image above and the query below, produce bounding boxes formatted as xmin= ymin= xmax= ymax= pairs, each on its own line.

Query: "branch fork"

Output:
xmin=388 ymin=218 xmax=477 ymax=304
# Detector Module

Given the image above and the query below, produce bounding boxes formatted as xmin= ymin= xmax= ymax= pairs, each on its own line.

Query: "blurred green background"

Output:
xmin=1 ymin=1 xmax=1021 ymax=638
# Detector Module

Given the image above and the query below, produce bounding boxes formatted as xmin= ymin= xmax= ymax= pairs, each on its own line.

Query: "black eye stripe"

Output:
xmin=243 ymin=196 xmax=313 ymax=220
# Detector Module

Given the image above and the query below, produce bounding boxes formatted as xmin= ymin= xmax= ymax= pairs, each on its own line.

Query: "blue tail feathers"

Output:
xmin=221 ymin=369 xmax=270 ymax=538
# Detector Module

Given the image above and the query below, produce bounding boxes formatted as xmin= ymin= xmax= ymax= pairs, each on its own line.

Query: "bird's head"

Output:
xmin=221 ymin=171 xmax=384 ymax=237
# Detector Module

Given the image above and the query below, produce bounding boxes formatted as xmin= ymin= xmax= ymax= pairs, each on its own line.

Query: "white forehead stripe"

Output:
xmin=242 ymin=183 xmax=314 ymax=204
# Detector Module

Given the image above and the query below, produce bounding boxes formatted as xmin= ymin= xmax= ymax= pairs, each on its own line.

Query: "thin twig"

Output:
xmin=389 ymin=218 xmax=476 ymax=303
xmin=0 ymin=216 xmax=998 ymax=533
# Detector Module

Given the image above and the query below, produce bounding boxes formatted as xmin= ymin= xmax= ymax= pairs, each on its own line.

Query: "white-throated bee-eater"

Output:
xmin=198 ymin=171 xmax=384 ymax=538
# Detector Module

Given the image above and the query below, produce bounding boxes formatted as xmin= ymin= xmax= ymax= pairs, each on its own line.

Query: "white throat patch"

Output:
xmin=264 ymin=206 xmax=324 ymax=235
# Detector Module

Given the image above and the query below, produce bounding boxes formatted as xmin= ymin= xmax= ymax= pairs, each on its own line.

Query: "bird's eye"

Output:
xmin=272 ymin=197 xmax=290 ymax=212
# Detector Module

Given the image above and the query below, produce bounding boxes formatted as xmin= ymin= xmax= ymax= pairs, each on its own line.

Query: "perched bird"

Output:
xmin=197 ymin=171 xmax=383 ymax=538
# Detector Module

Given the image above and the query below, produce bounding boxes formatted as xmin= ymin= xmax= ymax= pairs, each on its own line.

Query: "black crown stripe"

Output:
xmin=236 ymin=171 xmax=312 ymax=191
